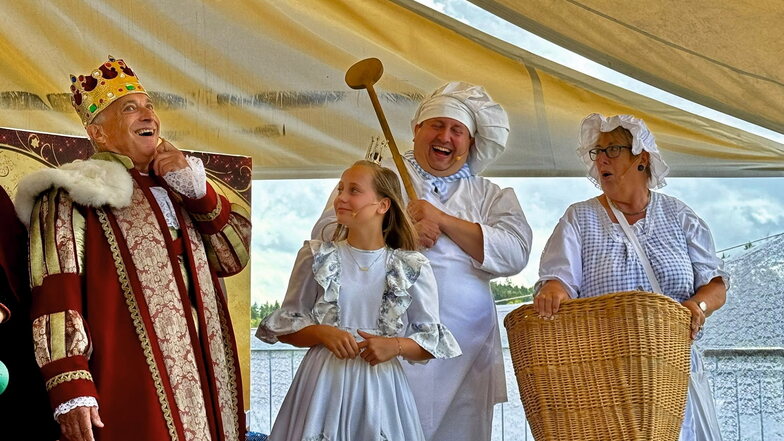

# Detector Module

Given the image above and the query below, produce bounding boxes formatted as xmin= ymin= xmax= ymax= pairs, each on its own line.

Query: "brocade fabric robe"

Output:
xmin=16 ymin=152 xmax=251 ymax=441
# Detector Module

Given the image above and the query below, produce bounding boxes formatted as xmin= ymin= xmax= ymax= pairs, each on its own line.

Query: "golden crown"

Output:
xmin=69 ymin=55 xmax=147 ymax=126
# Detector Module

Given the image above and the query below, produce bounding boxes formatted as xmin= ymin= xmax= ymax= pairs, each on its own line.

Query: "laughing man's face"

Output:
xmin=413 ymin=117 xmax=473 ymax=177
xmin=88 ymin=93 xmax=160 ymax=172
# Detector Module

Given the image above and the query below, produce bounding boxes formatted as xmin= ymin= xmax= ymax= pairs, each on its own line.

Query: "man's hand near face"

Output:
xmin=152 ymin=139 xmax=189 ymax=177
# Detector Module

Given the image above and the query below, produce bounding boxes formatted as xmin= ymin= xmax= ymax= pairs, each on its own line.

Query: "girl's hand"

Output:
xmin=357 ymin=330 xmax=400 ymax=366
xmin=315 ymin=325 xmax=360 ymax=359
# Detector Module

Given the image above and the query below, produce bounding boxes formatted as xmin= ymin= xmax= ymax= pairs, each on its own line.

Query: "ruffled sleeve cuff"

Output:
xmin=406 ymin=322 xmax=462 ymax=364
xmin=255 ymin=309 xmax=316 ymax=344
xmin=695 ymin=268 xmax=731 ymax=292
xmin=162 ymin=156 xmax=207 ymax=199
xmin=54 ymin=396 xmax=99 ymax=422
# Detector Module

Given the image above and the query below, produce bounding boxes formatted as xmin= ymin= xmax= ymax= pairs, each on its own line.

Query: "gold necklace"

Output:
xmin=347 ymin=245 xmax=386 ymax=271
xmin=608 ymin=193 xmax=650 ymax=216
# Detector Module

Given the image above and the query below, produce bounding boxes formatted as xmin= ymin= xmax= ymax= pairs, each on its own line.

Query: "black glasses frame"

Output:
xmin=588 ymin=145 xmax=631 ymax=161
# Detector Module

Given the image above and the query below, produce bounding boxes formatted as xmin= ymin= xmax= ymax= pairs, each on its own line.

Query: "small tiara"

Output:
xmin=364 ymin=136 xmax=387 ymax=165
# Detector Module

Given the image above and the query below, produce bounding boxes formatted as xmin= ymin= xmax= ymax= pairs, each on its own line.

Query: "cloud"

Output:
xmin=251 ymin=179 xmax=336 ymax=303
xmin=249 ymin=176 xmax=784 ymax=301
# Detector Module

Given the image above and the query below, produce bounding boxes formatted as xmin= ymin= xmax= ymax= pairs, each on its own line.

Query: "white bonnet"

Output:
xmin=577 ymin=113 xmax=670 ymax=189
xmin=411 ymin=81 xmax=509 ymax=174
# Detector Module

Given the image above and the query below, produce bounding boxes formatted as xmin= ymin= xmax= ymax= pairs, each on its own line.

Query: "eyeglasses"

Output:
xmin=588 ymin=145 xmax=631 ymax=161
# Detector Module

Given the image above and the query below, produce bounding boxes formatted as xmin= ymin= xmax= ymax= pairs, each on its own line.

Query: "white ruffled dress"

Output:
xmin=256 ymin=240 xmax=461 ymax=441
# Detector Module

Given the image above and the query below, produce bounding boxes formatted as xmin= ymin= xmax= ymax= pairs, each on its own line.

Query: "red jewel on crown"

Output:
xmin=99 ymin=64 xmax=118 ymax=79
xmin=80 ymin=75 xmax=98 ymax=92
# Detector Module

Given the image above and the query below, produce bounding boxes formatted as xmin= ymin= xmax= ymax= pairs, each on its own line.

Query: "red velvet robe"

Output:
xmin=20 ymin=153 xmax=250 ymax=441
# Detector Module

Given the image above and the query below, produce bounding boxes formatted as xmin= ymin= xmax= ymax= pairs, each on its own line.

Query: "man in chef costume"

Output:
xmin=313 ymin=81 xmax=532 ymax=441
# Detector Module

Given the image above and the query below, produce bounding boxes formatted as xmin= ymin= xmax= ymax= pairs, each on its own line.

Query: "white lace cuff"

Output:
xmin=163 ymin=156 xmax=207 ymax=199
xmin=54 ymin=396 xmax=99 ymax=422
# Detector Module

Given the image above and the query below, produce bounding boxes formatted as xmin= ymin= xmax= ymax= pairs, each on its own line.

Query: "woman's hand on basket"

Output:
xmin=681 ymin=300 xmax=706 ymax=340
xmin=533 ymin=280 xmax=570 ymax=319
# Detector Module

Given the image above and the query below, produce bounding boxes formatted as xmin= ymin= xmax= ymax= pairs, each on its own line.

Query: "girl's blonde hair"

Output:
xmin=330 ymin=160 xmax=419 ymax=251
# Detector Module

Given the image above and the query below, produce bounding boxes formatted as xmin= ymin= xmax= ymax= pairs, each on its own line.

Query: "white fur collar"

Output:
xmin=15 ymin=156 xmax=134 ymax=226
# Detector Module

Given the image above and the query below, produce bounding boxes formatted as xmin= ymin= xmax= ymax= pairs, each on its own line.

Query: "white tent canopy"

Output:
xmin=467 ymin=0 xmax=784 ymax=134
xmin=0 ymin=0 xmax=781 ymax=179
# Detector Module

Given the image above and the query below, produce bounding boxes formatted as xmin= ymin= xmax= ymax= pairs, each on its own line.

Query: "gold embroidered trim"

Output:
xmin=73 ymin=208 xmax=87 ymax=273
xmin=96 ymin=208 xmax=179 ymax=441
xmin=222 ymin=220 xmax=249 ymax=269
xmin=44 ymin=189 xmax=62 ymax=276
xmin=229 ymin=202 xmax=249 ymax=220
xmin=190 ymin=198 xmax=222 ymax=222
xmin=182 ymin=214 xmax=240 ymax=438
xmin=46 ymin=370 xmax=93 ymax=391
xmin=29 ymin=197 xmax=46 ymax=288
xmin=218 ymin=302 xmax=241 ymax=439
xmin=49 ymin=312 xmax=66 ymax=361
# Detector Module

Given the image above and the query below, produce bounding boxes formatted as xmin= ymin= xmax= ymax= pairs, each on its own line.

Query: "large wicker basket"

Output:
xmin=504 ymin=291 xmax=691 ymax=441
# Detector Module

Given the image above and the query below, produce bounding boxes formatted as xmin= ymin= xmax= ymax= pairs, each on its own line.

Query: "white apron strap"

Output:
xmin=608 ymin=200 xmax=663 ymax=294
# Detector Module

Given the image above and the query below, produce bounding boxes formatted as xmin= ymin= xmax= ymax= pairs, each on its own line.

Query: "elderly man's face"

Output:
xmin=87 ymin=94 xmax=160 ymax=172
xmin=413 ymin=117 xmax=473 ymax=177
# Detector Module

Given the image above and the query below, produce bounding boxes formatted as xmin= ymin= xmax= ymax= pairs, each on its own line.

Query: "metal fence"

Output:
xmin=249 ymin=333 xmax=784 ymax=440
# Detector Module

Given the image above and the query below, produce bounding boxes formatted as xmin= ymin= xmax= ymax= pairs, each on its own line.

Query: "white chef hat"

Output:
xmin=411 ymin=81 xmax=509 ymax=174
xmin=578 ymin=113 xmax=670 ymax=189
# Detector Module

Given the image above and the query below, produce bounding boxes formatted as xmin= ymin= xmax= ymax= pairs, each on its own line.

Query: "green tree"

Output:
xmin=251 ymin=300 xmax=281 ymax=328
xmin=491 ymin=279 xmax=533 ymax=304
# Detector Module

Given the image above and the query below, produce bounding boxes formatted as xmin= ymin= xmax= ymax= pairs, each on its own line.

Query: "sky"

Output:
xmin=251 ymin=177 xmax=784 ymax=305
xmin=248 ymin=0 xmax=784 ymax=305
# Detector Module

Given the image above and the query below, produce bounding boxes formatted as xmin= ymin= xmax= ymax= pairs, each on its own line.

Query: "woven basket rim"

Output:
xmin=503 ymin=290 xmax=689 ymax=327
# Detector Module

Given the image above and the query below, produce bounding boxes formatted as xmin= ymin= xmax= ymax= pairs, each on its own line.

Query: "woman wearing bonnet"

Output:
xmin=534 ymin=113 xmax=727 ymax=440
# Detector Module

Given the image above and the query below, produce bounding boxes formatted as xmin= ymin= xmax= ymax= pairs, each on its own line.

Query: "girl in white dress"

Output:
xmin=257 ymin=160 xmax=461 ymax=441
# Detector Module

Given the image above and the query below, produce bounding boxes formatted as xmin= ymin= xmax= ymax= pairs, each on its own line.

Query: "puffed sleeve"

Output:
xmin=255 ymin=242 xmax=320 ymax=343
xmin=404 ymin=261 xmax=461 ymax=363
xmin=178 ymin=180 xmax=251 ymax=277
xmin=536 ymin=206 xmax=583 ymax=299
xmin=678 ymin=204 xmax=731 ymax=291
xmin=27 ymin=188 xmax=97 ymax=410
xmin=475 ymin=186 xmax=533 ymax=277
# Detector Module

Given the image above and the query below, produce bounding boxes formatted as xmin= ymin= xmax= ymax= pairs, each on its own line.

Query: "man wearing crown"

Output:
xmin=15 ymin=56 xmax=250 ymax=441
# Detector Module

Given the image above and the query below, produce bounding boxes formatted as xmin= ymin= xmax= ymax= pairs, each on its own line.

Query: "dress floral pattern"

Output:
xmin=258 ymin=240 xmax=461 ymax=359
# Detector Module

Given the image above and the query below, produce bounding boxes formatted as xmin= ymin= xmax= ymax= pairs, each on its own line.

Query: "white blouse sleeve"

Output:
xmin=255 ymin=241 xmax=320 ymax=343
xmin=678 ymin=204 xmax=731 ymax=291
xmin=475 ymin=186 xmax=533 ymax=277
xmin=404 ymin=261 xmax=461 ymax=363
xmin=536 ymin=206 xmax=583 ymax=299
